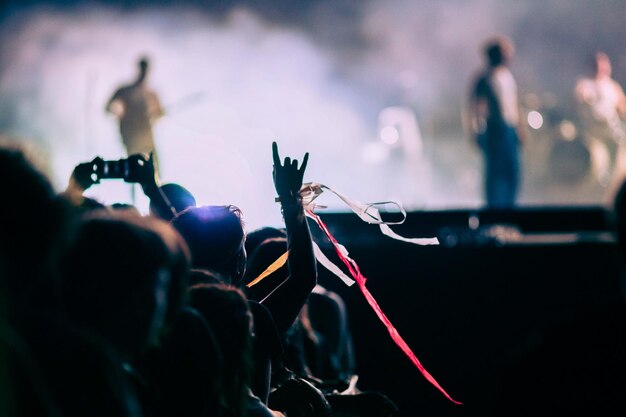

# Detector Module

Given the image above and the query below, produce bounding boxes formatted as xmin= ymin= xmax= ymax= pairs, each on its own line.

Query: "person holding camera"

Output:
xmin=62 ymin=153 xmax=177 ymax=220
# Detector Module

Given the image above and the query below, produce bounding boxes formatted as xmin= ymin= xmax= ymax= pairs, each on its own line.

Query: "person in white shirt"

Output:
xmin=575 ymin=51 xmax=626 ymax=201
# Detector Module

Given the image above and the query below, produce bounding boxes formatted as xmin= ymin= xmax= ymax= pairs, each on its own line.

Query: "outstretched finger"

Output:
xmin=299 ymin=152 xmax=309 ymax=173
xmin=272 ymin=141 xmax=281 ymax=167
xmin=146 ymin=152 xmax=155 ymax=167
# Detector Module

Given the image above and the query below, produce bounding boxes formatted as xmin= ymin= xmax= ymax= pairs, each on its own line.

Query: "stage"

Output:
xmin=312 ymin=206 xmax=621 ymax=416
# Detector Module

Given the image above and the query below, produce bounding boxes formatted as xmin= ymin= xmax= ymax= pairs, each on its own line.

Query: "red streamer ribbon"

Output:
xmin=306 ymin=208 xmax=462 ymax=405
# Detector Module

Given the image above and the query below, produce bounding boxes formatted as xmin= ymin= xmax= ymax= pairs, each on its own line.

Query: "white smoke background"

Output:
xmin=0 ymin=5 xmax=373 ymax=229
xmin=1 ymin=1 xmax=625 ymax=228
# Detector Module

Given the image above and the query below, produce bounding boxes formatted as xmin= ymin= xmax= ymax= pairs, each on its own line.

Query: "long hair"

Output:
xmin=189 ymin=283 xmax=253 ymax=417
xmin=61 ymin=211 xmax=190 ymax=354
xmin=0 ymin=146 xmax=75 ymax=311
xmin=243 ymin=237 xmax=289 ymax=301
xmin=171 ymin=205 xmax=246 ymax=284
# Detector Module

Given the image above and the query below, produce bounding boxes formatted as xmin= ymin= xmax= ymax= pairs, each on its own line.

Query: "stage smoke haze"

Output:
xmin=1 ymin=1 xmax=625 ymax=228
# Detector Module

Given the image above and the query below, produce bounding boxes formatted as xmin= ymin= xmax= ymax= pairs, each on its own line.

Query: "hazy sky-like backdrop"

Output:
xmin=1 ymin=0 xmax=625 ymax=228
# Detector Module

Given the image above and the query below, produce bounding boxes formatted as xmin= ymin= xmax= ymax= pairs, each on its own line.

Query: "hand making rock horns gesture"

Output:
xmin=272 ymin=141 xmax=309 ymax=203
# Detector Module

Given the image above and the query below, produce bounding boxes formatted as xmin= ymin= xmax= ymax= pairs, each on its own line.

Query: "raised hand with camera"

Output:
xmin=124 ymin=152 xmax=177 ymax=221
xmin=61 ymin=156 xmax=104 ymax=208
xmin=62 ymin=153 xmax=176 ymax=219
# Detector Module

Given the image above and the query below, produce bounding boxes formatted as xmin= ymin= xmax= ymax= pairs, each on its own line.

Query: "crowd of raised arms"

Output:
xmin=0 ymin=141 xmax=400 ymax=417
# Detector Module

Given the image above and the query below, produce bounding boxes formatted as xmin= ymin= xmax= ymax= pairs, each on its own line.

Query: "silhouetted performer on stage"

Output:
xmin=575 ymin=51 xmax=626 ymax=199
xmin=106 ymin=57 xmax=164 ymax=173
xmin=467 ymin=36 xmax=524 ymax=209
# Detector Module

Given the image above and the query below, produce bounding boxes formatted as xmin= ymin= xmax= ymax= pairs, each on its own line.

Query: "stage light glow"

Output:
xmin=559 ymin=120 xmax=577 ymax=141
xmin=380 ymin=125 xmax=400 ymax=145
xmin=3 ymin=1 xmax=624 ymax=217
xmin=468 ymin=213 xmax=480 ymax=230
xmin=527 ymin=111 xmax=543 ymax=130
xmin=362 ymin=142 xmax=390 ymax=165
xmin=0 ymin=6 xmax=373 ymax=229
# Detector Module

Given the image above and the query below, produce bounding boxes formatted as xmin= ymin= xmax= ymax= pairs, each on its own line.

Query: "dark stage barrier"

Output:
xmin=311 ymin=206 xmax=622 ymax=417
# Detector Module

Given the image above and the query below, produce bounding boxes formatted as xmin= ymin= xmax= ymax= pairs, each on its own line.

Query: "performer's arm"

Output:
xmin=615 ymin=82 xmax=626 ymax=119
xmin=574 ymin=79 xmax=589 ymax=104
xmin=148 ymin=91 xmax=165 ymax=121
xmin=516 ymin=97 xmax=529 ymax=146
xmin=106 ymin=90 xmax=124 ymax=118
xmin=467 ymin=78 xmax=488 ymax=147
xmin=516 ymin=117 xmax=528 ymax=146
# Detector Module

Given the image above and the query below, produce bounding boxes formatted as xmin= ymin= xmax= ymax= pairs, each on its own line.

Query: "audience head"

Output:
xmin=243 ymin=227 xmax=288 ymax=299
xmin=150 ymin=183 xmax=196 ymax=218
xmin=111 ymin=202 xmax=141 ymax=216
xmin=189 ymin=283 xmax=253 ymax=417
xmin=244 ymin=226 xmax=287 ymax=260
xmin=188 ymin=268 xmax=228 ymax=286
xmin=244 ymin=237 xmax=289 ymax=290
xmin=171 ymin=205 xmax=246 ymax=285
xmin=483 ymin=36 xmax=515 ymax=68
xmin=78 ymin=196 xmax=108 ymax=213
xmin=0 ymin=146 xmax=74 ymax=309
xmin=61 ymin=211 xmax=190 ymax=356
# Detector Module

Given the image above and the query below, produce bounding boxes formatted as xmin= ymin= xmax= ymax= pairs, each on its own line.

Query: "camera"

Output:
xmin=97 ymin=159 xmax=129 ymax=180
xmin=92 ymin=156 xmax=144 ymax=183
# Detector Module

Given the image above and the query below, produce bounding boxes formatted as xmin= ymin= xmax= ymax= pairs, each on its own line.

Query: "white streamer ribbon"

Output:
xmin=299 ymin=182 xmax=438 ymax=286
xmin=312 ymin=240 xmax=355 ymax=286
xmin=301 ymin=182 xmax=439 ymax=245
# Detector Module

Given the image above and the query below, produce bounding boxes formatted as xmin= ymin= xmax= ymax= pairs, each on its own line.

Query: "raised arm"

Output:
xmin=60 ymin=158 xmax=101 ymax=207
xmin=127 ymin=153 xmax=177 ymax=221
xmin=105 ymin=89 xmax=124 ymax=118
xmin=616 ymin=82 xmax=626 ymax=119
xmin=260 ymin=142 xmax=317 ymax=336
xmin=147 ymin=90 xmax=165 ymax=122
